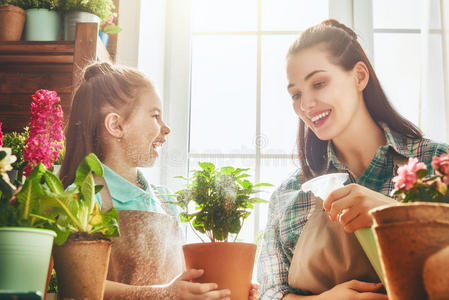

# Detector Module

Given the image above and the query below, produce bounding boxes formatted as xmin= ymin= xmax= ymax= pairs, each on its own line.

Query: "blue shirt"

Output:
xmin=96 ymin=164 xmax=179 ymax=217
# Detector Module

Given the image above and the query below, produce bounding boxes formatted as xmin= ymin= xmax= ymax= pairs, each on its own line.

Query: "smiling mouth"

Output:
xmin=310 ymin=109 xmax=331 ymax=126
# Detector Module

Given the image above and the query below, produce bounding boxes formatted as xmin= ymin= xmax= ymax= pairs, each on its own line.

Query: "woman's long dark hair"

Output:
xmin=288 ymin=19 xmax=422 ymax=179
xmin=59 ymin=62 xmax=153 ymax=188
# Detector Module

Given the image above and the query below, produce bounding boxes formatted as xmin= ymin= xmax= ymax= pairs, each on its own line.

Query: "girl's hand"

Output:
xmin=319 ymin=280 xmax=388 ymax=300
xmin=167 ymin=269 xmax=231 ymax=300
xmin=249 ymin=283 xmax=259 ymax=299
xmin=323 ymin=183 xmax=396 ymax=232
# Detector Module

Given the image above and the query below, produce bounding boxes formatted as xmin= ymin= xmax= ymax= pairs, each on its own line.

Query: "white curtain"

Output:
xmin=419 ymin=0 xmax=449 ymax=143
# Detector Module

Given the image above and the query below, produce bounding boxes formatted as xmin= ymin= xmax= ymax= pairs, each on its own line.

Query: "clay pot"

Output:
xmin=423 ymin=245 xmax=449 ymax=300
xmin=0 ymin=5 xmax=26 ymax=41
xmin=183 ymin=242 xmax=256 ymax=300
xmin=370 ymin=203 xmax=449 ymax=300
xmin=53 ymin=238 xmax=112 ymax=300
xmin=44 ymin=256 xmax=54 ymax=300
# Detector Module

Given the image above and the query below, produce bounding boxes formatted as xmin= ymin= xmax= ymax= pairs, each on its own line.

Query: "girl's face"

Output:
xmin=286 ymin=45 xmax=364 ymax=141
xmin=121 ymin=88 xmax=170 ymax=167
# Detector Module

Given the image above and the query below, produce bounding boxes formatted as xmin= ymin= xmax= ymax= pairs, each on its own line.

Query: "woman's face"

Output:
xmin=121 ymin=88 xmax=170 ymax=167
xmin=286 ymin=45 xmax=364 ymax=141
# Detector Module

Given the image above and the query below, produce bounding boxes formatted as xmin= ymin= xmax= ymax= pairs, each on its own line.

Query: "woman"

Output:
xmin=257 ymin=19 xmax=449 ymax=299
xmin=60 ymin=62 xmax=258 ymax=299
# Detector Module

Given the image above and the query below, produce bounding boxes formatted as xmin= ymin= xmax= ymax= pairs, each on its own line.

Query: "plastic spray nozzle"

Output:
xmin=301 ymin=173 xmax=349 ymax=200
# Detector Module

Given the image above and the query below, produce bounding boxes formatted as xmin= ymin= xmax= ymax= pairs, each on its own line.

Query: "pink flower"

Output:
xmin=23 ymin=90 xmax=64 ymax=176
xmin=432 ymin=153 xmax=449 ymax=177
xmin=392 ymin=157 xmax=427 ymax=191
xmin=0 ymin=122 xmax=3 ymax=147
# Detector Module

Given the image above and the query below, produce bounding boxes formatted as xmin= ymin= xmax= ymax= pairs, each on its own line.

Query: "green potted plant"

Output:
xmin=173 ymin=162 xmax=271 ymax=300
xmin=60 ymin=0 xmax=115 ymax=40
xmin=20 ymin=153 xmax=120 ymax=300
xmin=2 ymin=127 xmax=29 ymax=185
xmin=0 ymin=0 xmax=26 ymax=41
xmin=370 ymin=154 xmax=449 ymax=300
xmin=16 ymin=0 xmax=61 ymax=41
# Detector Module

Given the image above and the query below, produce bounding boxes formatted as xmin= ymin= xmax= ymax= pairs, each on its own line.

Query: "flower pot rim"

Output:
xmin=0 ymin=4 xmax=26 ymax=14
xmin=25 ymin=8 xmax=59 ymax=12
xmin=0 ymin=226 xmax=56 ymax=237
xmin=183 ymin=241 xmax=256 ymax=247
xmin=57 ymin=238 xmax=112 ymax=247
xmin=374 ymin=219 xmax=449 ymax=229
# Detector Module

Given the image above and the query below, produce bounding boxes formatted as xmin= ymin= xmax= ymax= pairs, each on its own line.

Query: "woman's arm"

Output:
xmin=104 ymin=269 xmax=231 ymax=300
xmin=282 ymin=280 xmax=387 ymax=300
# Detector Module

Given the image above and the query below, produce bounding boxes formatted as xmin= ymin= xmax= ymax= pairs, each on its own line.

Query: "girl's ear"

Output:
xmin=104 ymin=112 xmax=124 ymax=139
xmin=353 ymin=61 xmax=369 ymax=92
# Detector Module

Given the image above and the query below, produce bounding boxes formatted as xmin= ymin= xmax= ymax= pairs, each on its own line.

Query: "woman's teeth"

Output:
xmin=311 ymin=110 xmax=331 ymax=123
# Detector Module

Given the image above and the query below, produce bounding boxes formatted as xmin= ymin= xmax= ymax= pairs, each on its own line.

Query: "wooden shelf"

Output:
xmin=0 ymin=23 xmax=111 ymax=133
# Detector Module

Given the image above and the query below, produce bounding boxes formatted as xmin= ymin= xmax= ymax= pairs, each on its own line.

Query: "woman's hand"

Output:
xmin=319 ymin=280 xmax=387 ymax=300
xmin=249 ymin=283 xmax=259 ymax=299
xmin=167 ymin=269 xmax=231 ymax=299
xmin=323 ymin=183 xmax=396 ymax=232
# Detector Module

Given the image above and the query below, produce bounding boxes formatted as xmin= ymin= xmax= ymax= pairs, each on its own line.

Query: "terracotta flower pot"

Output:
xmin=0 ymin=5 xmax=26 ymax=41
xmin=423 ymin=245 xmax=449 ymax=300
xmin=183 ymin=242 xmax=256 ymax=300
xmin=53 ymin=238 xmax=112 ymax=300
xmin=370 ymin=203 xmax=449 ymax=300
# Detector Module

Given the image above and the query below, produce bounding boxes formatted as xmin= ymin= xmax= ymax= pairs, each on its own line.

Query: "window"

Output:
xmin=162 ymin=0 xmax=449 ymax=243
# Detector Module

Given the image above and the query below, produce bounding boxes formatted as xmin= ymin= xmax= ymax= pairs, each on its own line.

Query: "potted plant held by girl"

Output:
xmin=173 ymin=162 xmax=272 ymax=300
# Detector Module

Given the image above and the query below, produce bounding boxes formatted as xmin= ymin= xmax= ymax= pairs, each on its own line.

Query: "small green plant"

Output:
xmin=173 ymin=162 xmax=272 ymax=242
xmin=60 ymin=0 xmax=115 ymax=21
xmin=15 ymin=0 xmax=59 ymax=10
xmin=2 ymin=128 xmax=29 ymax=184
xmin=0 ymin=153 xmax=119 ymax=245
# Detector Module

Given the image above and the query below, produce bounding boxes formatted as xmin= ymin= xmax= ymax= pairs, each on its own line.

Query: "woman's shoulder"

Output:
xmin=411 ymin=138 xmax=449 ymax=164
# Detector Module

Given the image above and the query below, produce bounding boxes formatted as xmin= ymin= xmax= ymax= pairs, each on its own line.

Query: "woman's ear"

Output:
xmin=104 ymin=112 xmax=124 ymax=139
xmin=353 ymin=61 xmax=369 ymax=92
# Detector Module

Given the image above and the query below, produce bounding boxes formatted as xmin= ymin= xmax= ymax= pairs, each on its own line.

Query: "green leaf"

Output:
xmin=0 ymin=150 xmax=6 ymax=161
xmin=74 ymin=153 xmax=103 ymax=188
xmin=16 ymin=164 xmax=46 ymax=221
xmin=94 ymin=184 xmax=103 ymax=194
xmin=80 ymin=172 xmax=96 ymax=217
xmin=220 ymin=167 xmax=235 ymax=175
xmin=43 ymin=170 xmax=64 ymax=194
xmin=198 ymin=162 xmax=215 ymax=173
xmin=102 ymin=25 xmax=122 ymax=34
xmin=90 ymin=207 xmax=120 ymax=238
xmin=416 ymin=168 xmax=428 ymax=179
xmin=253 ymin=182 xmax=274 ymax=188
xmin=0 ymin=175 xmax=15 ymax=201
xmin=250 ymin=197 xmax=270 ymax=203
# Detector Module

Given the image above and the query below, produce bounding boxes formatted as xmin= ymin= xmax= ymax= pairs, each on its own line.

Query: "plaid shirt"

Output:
xmin=257 ymin=124 xmax=449 ymax=299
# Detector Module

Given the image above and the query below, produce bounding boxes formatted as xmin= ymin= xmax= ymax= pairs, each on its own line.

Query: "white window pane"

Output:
xmin=373 ymin=0 xmax=441 ymax=29
xmin=261 ymin=0 xmax=328 ymax=31
xmin=186 ymin=157 xmax=257 ymax=243
xmin=374 ymin=33 xmax=420 ymax=125
xmin=261 ymin=35 xmax=299 ymax=155
xmin=421 ymin=34 xmax=446 ymax=142
xmin=259 ymin=158 xmax=299 ymax=230
xmin=192 ymin=0 xmax=257 ymax=32
xmin=190 ymin=36 xmax=257 ymax=154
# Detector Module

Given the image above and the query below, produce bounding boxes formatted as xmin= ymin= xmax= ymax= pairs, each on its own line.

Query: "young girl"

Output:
xmin=257 ymin=19 xmax=449 ymax=299
xmin=60 ymin=62 xmax=258 ymax=299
